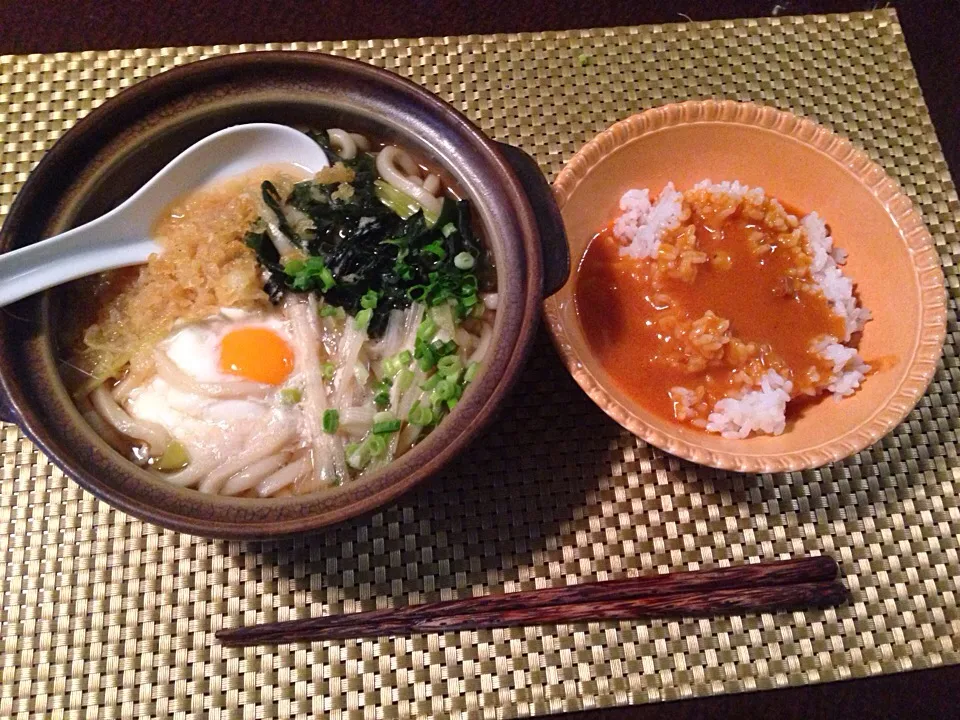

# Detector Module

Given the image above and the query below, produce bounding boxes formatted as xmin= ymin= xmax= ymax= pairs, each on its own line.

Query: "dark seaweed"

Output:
xmin=243 ymin=226 xmax=286 ymax=303
xmin=261 ymin=182 xmax=300 ymax=245
xmin=307 ymin=130 xmax=340 ymax=165
xmin=243 ymin=141 xmax=484 ymax=338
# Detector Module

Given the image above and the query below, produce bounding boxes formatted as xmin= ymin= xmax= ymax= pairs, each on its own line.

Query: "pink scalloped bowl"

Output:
xmin=544 ymin=100 xmax=947 ymax=472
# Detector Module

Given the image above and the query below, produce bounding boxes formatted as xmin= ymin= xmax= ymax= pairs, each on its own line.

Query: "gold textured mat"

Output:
xmin=1 ymin=9 xmax=958 ymax=719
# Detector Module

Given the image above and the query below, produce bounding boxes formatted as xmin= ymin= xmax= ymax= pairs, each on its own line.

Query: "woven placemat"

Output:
xmin=1 ymin=9 xmax=958 ymax=719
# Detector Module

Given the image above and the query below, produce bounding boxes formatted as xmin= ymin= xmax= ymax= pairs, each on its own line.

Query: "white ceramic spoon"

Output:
xmin=0 ymin=123 xmax=330 ymax=307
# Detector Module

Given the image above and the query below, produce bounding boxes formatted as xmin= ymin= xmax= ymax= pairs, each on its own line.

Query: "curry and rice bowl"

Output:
xmin=575 ymin=180 xmax=871 ymax=439
xmin=61 ymin=128 xmax=496 ymax=497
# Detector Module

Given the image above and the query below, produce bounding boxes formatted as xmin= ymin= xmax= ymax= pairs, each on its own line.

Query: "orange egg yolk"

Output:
xmin=219 ymin=327 xmax=294 ymax=385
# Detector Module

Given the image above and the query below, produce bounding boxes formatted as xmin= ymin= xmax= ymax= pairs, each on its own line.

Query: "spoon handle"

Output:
xmin=0 ymin=221 xmax=159 ymax=307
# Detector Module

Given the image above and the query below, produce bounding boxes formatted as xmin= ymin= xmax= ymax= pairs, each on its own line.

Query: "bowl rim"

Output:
xmin=544 ymin=99 xmax=947 ymax=473
xmin=0 ymin=50 xmax=545 ymax=537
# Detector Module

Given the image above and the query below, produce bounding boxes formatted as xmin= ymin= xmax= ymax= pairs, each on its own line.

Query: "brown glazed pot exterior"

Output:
xmin=0 ymin=52 xmax=569 ymax=538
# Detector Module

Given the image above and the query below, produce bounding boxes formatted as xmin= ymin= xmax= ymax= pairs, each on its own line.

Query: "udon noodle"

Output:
xmin=62 ymin=128 xmax=496 ymax=497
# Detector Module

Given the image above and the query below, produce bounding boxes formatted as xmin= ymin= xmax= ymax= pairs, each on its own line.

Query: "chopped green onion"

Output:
xmin=422 ymin=206 xmax=440 ymax=227
xmin=279 ymin=388 xmax=302 ymax=405
xmin=415 ymin=334 xmax=456 ymax=372
xmin=423 ymin=240 xmax=446 ymax=260
xmin=421 ymin=374 xmax=441 ymax=391
xmin=417 ymin=317 xmax=438 ymax=341
xmin=372 ymin=412 xmax=401 ymax=434
xmin=465 ymin=362 xmax=480 ymax=382
xmin=382 ymin=356 xmax=401 ymax=378
xmin=346 ymin=453 xmax=365 ymax=470
xmin=374 ymin=179 xmax=420 ymax=219
xmin=319 ymin=267 xmax=335 ymax=290
xmin=320 ymin=304 xmax=346 ymax=320
xmin=408 ymin=401 xmax=434 ymax=427
xmin=441 ymin=222 xmax=458 ymax=238
xmin=577 ymin=53 xmax=592 ymax=67
xmin=360 ymin=289 xmax=379 ymax=310
xmin=393 ymin=249 xmax=414 ymax=280
xmin=321 ymin=362 xmax=336 ymax=381
xmin=447 ymin=397 xmax=458 ymax=411
xmin=322 ymin=409 xmax=340 ymax=434
xmin=372 ymin=419 xmax=401 ymax=434
xmin=437 ymin=355 xmax=463 ymax=378
xmin=374 ymin=179 xmax=441 ymax=224
xmin=355 ymin=308 xmax=373 ymax=331
xmin=154 ymin=440 xmax=190 ymax=472
xmin=431 ymin=339 xmax=458 ymax=357
xmin=382 ymin=351 xmax=411 ymax=378
xmin=431 ymin=379 xmax=456 ymax=403
xmin=346 ymin=442 xmax=369 ymax=470
xmin=365 ymin=434 xmax=387 ymax=457
xmin=395 ymin=368 xmax=414 ymax=392
xmin=284 ymin=256 xmax=336 ymax=291
xmin=415 ymin=350 xmax=435 ymax=372
xmin=372 ymin=380 xmax=392 ymax=409
xmin=454 ymin=252 xmax=475 ymax=270
xmin=430 ymin=303 xmax=456 ymax=338
xmin=283 ymin=258 xmax=304 ymax=274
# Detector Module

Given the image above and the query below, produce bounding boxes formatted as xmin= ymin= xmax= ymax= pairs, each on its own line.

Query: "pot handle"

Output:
xmin=496 ymin=143 xmax=570 ymax=297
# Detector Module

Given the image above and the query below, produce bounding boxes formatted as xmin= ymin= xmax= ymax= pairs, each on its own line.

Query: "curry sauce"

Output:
xmin=576 ymin=190 xmax=847 ymax=428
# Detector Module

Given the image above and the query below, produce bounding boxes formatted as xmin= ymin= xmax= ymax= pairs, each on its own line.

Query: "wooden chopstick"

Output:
xmin=217 ymin=556 xmax=845 ymax=647
xmin=224 ymin=581 xmax=847 ymax=644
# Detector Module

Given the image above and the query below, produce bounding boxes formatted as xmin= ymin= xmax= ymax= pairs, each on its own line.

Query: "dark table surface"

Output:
xmin=2 ymin=1 xmax=958 ymax=718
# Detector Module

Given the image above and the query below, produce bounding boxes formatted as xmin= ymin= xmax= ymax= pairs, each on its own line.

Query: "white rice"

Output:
xmin=801 ymin=212 xmax=872 ymax=341
xmin=814 ymin=336 xmax=870 ymax=398
xmin=613 ymin=183 xmax=685 ymax=259
xmin=615 ymin=181 xmax=871 ymax=439
xmin=692 ymin=179 xmax=766 ymax=204
xmin=705 ymin=370 xmax=793 ymax=439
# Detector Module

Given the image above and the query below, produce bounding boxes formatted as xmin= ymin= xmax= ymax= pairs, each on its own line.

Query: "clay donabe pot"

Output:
xmin=0 ymin=52 xmax=569 ymax=538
